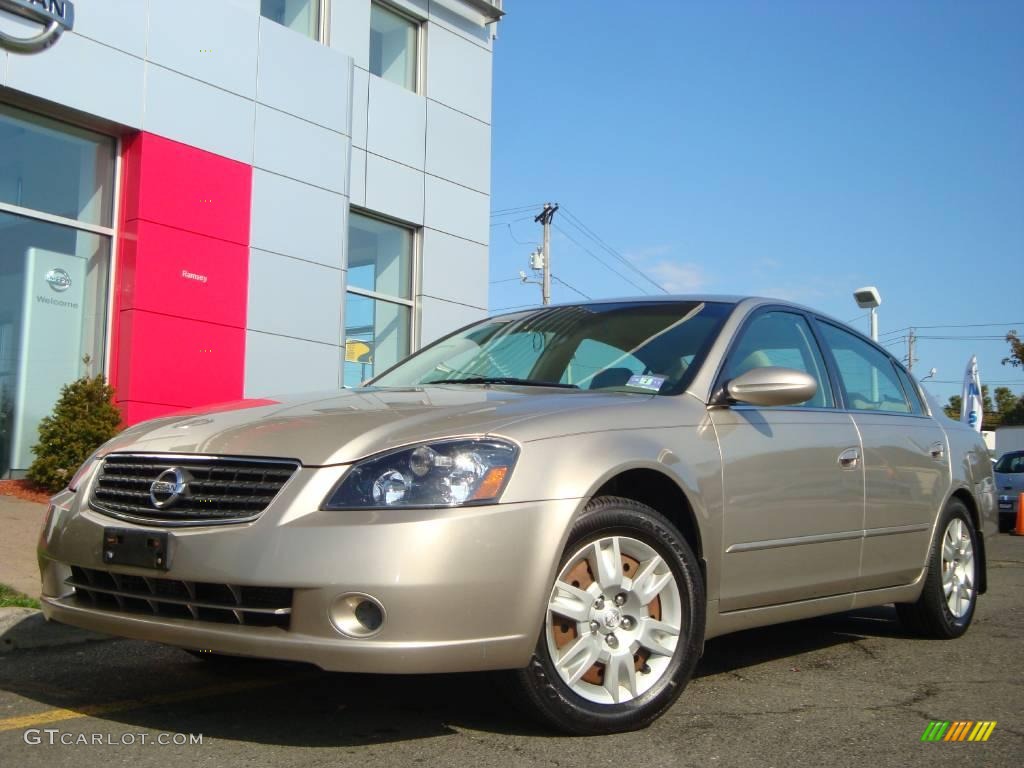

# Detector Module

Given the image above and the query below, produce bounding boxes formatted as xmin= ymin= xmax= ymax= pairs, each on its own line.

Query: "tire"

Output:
xmin=512 ymin=496 xmax=705 ymax=735
xmin=896 ymin=499 xmax=979 ymax=639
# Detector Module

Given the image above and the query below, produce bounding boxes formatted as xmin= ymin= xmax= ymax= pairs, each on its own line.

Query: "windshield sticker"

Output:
xmin=626 ymin=374 xmax=666 ymax=392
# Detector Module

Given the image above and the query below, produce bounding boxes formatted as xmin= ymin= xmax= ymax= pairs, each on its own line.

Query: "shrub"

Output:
xmin=26 ymin=373 xmax=121 ymax=492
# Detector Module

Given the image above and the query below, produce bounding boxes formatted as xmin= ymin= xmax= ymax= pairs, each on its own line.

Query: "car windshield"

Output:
xmin=370 ymin=301 xmax=733 ymax=395
xmin=995 ymin=452 xmax=1024 ymax=474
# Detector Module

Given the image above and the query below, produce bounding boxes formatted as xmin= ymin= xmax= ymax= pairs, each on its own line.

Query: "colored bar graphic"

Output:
xmin=921 ymin=720 xmax=996 ymax=742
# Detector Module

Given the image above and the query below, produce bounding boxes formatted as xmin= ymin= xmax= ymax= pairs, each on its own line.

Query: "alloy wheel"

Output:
xmin=941 ymin=517 xmax=975 ymax=618
xmin=545 ymin=534 xmax=683 ymax=704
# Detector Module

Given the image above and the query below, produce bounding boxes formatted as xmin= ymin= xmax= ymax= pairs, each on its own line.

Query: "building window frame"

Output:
xmin=0 ymin=103 xmax=119 ymax=475
xmin=260 ymin=0 xmax=329 ymax=43
xmin=344 ymin=209 xmax=421 ymax=387
xmin=369 ymin=0 xmax=424 ymax=94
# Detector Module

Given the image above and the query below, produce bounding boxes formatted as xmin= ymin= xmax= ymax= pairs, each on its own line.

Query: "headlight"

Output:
xmin=323 ymin=439 xmax=518 ymax=510
xmin=68 ymin=450 xmax=105 ymax=493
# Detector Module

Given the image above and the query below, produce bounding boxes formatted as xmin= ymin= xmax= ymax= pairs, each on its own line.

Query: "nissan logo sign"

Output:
xmin=0 ymin=0 xmax=75 ymax=54
xmin=149 ymin=468 xmax=191 ymax=509
xmin=45 ymin=267 xmax=71 ymax=292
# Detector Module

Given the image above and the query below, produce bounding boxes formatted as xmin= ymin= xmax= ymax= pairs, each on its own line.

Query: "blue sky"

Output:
xmin=487 ymin=1 xmax=1024 ymax=407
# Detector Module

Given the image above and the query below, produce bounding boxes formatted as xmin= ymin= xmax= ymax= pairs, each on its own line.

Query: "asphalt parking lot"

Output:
xmin=1 ymin=536 xmax=1022 ymax=768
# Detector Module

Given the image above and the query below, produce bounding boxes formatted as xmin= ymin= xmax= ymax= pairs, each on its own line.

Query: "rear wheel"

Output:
xmin=896 ymin=499 xmax=978 ymax=639
xmin=513 ymin=496 xmax=705 ymax=734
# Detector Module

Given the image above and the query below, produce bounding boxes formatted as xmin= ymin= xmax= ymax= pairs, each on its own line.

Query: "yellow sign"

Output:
xmin=345 ymin=339 xmax=373 ymax=364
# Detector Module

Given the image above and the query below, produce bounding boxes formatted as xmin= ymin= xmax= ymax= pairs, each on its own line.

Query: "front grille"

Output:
xmin=90 ymin=454 xmax=299 ymax=525
xmin=66 ymin=566 xmax=292 ymax=629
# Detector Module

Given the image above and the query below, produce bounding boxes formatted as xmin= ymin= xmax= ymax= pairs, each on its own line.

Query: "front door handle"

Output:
xmin=838 ymin=447 xmax=860 ymax=470
xmin=929 ymin=441 xmax=945 ymax=461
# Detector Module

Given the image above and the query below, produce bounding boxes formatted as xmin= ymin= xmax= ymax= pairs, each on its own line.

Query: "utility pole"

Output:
xmin=906 ymin=328 xmax=917 ymax=372
xmin=534 ymin=202 xmax=558 ymax=305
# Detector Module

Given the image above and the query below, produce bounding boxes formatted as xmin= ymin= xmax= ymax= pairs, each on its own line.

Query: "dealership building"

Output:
xmin=0 ymin=0 xmax=501 ymax=477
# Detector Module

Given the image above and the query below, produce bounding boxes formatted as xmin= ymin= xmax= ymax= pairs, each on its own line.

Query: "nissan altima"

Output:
xmin=38 ymin=296 xmax=996 ymax=734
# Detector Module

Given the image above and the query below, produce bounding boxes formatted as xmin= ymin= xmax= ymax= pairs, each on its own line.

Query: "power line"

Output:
xmin=489 ymin=276 xmax=522 ymax=285
xmin=489 ymin=215 xmax=533 ymax=228
xmin=491 ymin=204 xmax=547 ymax=217
xmin=927 ymin=379 xmax=1024 ymax=384
xmin=559 ymin=207 xmax=668 ymax=294
xmin=503 ymin=222 xmax=535 ymax=246
xmin=881 ymin=322 xmax=1021 ymax=338
xmin=551 ymin=274 xmax=592 ymax=300
xmin=491 ymin=302 xmax=539 ymax=312
xmin=552 ymin=222 xmax=653 ymax=296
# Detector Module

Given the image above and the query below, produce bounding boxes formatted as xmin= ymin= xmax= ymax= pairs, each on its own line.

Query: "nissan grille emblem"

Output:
xmin=0 ymin=0 xmax=75 ymax=54
xmin=150 ymin=468 xmax=190 ymax=509
xmin=45 ymin=267 xmax=71 ymax=292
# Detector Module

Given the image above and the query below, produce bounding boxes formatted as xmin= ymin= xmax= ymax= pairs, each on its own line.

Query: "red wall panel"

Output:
xmin=118 ymin=220 xmax=248 ymax=328
xmin=116 ymin=310 xmax=245 ymax=408
xmin=120 ymin=133 xmax=252 ymax=245
xmin=112 ymin=132 xmax=252 ymax=425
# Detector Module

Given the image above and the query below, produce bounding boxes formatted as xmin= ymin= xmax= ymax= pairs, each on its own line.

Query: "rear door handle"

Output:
xmin=929 ymin=441 xmax=945 ymax=461
xmin=838 ymin=447 xmax=860 ymax=470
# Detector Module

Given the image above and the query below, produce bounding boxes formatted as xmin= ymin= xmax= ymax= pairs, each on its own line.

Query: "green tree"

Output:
xmin=994 ymin=386 xmax=1018 ymax=417
xmin=27 ymin=373 xmax=122 ymax=492
xmin=1003 ymin=330 xmax=1024 ymax=368
xmin=944 ymin=386 xmax=994 ymax=420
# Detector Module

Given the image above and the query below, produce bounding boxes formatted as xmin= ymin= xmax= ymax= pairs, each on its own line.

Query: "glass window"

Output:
xmin=994 ymin=452 xmax=1024 ymax=474
xmin=0 ymin=213 xmax=111 ymax=475
xmin=372 ymin=301 xmax=733 ymax=394
xmin=343 ymin=293 xmax=411 ymax=387
xmin=818 ymin=322 xmax=911 ymax=413
xmin=721 ymin=311 xmax=833 ymax=408
xmin=370 ymin=2 xmax=418 ymax=91
xmin=893 ymin=364 xmax=925 ymax=415
xmin=343 ymin=213 xmax=415 ymax=388
xmin=561 ymin=339 xmax=646 ymax=389
xmin=261 ymin=0 xmax=320 ymax=39
xmin=348 ymin=213 xmax=412 ymax=299
xmin=0 ymin=104 xmax=115 ymax=226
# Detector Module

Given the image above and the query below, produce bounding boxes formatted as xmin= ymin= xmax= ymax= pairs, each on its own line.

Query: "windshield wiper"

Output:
xmin=423 ymin=376 xmax=579 ymax=389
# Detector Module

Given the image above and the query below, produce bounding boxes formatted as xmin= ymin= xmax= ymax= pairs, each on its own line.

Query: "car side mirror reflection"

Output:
xmin=725 ymin=367 xmax=818 ymax=407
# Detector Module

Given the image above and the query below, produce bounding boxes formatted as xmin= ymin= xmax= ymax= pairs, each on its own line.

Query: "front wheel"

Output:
xmin=896 ymin=499 xmax=978 ymax=639
xmin=513 ymin=496 xmax=705 ymax=734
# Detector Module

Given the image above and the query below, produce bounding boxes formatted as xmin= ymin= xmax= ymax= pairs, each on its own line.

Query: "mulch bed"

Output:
xmin=0 ymin=480 xmax=53 ymax=505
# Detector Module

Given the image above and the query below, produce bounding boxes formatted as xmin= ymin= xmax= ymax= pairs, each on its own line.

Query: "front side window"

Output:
xmin=370 ymin=1 xmax=419 ymax=91
xmin=0 ymin=105 xmax=114 ymax=477
xmin=720 ymin=310 xmax=834 ymax=408
xmin=261 ymin=0 xmax=321 ymax=39
xmin=372 ymin=301 xmax=733 ymax=395
xmin=343 ymin=213 xmax=415 ymax=387
xmin=818 ymin=322 xmax=911 ymax=413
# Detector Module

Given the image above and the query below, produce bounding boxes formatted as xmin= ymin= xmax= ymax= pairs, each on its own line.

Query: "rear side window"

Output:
xmin=818 ymin=322 xmax=911 ymax=413
xmin=893 ymin=364 xmax=925 ymax=415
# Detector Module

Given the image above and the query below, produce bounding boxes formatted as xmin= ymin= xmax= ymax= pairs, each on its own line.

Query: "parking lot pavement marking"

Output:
xmin=0 ymin=672 xmax=316 ymax=732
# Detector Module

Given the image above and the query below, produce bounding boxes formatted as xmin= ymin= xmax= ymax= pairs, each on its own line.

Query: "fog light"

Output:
xmin=329 ymin=593 xmax=386 ymax=638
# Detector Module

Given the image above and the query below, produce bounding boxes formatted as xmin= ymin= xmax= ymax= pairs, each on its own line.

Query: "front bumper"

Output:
xmin=38 ymin=468 xmax=580 ymax=673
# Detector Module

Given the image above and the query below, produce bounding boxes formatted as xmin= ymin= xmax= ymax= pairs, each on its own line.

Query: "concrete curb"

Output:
xmin=0 ymin=607 xmax=109 ymax=654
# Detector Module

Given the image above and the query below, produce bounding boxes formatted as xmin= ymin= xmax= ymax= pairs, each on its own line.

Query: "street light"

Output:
xmin=852 ymin=286 xmax=882 ymax=341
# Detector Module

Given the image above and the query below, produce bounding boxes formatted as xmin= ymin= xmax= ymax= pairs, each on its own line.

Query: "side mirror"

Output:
xmin=725 ymin=367 xmax=818 ymax=407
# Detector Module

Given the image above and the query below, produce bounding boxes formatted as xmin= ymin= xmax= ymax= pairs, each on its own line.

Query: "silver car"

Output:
xmin=38 ymin=297 xmax=996 ymax=734
xmin=995 ymin=450 xmax=1023 ymax=530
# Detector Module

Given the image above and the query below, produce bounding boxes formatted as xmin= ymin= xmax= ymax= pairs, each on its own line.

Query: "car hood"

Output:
xmin=101 ymin=386 xmax=667 ymax=466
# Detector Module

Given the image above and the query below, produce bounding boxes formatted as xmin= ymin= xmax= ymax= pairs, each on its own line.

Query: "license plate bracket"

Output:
xmin=102 ymin=527 xmax=170 ymax=570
